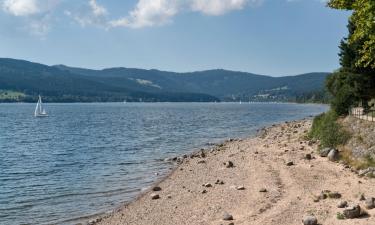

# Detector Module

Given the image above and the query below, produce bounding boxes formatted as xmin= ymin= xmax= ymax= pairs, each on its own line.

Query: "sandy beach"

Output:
xmin=92 ymin=119 xmax=375 ymax=225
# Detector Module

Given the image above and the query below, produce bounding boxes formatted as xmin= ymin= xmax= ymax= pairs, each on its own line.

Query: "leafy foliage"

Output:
xmin=328 ymin=0 xmax=375 ymax=69
xmin=325 ymin=71 xmax=375 ymax=114
xmin=309 ymin=111 xmax=350 ymax=148
xmin=325 ymin=0 xmax=375 ymax=114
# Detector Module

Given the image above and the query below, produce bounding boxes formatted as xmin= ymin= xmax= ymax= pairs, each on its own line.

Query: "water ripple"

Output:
xmin=0 ymin=102 xmax=327 ymax=225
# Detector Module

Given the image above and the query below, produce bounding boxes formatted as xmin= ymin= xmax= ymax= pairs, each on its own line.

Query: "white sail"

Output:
xmin=34 ymin=98 xmax=40 ymax=116
xmin=34 ymin=95 xmax=48 ymax=117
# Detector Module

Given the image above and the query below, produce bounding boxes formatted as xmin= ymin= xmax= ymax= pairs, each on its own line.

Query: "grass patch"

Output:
xmin=309 ymin=110 xmax=350 ymax=148
xmin=336 ymin=212 xmax=345 ymax=220
xmin=339 ymin=147 xmax=375 ymax=170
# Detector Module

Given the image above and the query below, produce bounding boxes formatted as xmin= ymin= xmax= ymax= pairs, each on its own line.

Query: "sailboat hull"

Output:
xmin=35 ymin=114 xmax=48 ymax=118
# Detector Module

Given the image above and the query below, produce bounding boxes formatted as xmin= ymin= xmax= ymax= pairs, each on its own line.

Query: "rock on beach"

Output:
xmin=302 ymin=215 xmax=318 ymax=225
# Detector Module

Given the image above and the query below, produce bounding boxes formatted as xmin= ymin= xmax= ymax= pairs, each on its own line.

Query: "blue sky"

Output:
xmin=0 ymin=0 xmax=350 ymax=76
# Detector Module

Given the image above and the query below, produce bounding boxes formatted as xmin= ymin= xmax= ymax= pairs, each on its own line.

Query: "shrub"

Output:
xmin=336 ymin=212 xmax=345 ymax=220
xmin=309 ymin=110 xmax=350 ymax=148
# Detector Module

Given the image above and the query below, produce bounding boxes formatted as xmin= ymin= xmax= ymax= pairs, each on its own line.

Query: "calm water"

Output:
xmin=0 ymin=103 xmax=328 ymax=225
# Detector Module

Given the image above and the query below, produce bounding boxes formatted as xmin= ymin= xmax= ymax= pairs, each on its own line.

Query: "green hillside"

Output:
xmin=0 ymin=58 xmax=329 ymax=103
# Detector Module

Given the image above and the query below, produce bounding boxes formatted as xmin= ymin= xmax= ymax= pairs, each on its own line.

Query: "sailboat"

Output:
xmin=34 ymin=95 xmax=48 ymax=117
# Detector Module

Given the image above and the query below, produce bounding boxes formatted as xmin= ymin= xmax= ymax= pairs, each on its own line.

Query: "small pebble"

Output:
xmin=204 ymin=183 xmax=212 ymax=188
xmin=225 ymin=161 xmax=234 ymax=168
xmin=223 ymin=212 xmax=233 ymax=221
xmin=236 ymin=186 xmax=245 ymax=190
xmin=150 ymin=193 xmax=160 ymax=200
xmin=152 ymin=186 xmax=162 ymax=191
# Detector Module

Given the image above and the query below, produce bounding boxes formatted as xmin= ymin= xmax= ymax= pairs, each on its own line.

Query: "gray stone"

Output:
xmin=286 ymin=161 xmax=294 ymax=166
xmin=150 ymin=193 xmax=160 ymax=200
xmin=343 ymin=205 xmax=361 ymax=219
xmin=223 ymin=212 xmax=233 ymax=221
xmin=302 ymin=215 xmax=318 ymax=225
xmin=152 ymin=186 xmax=162 ymax=191
xmin=328 ymin=149 xmax=339 ymax=162
xmin=225 ymin=161 xmax=234 ymax=168
xmin=204 ymin=183 xmax=212 ymax=188
xmin=337 ymin=200 xmax=348 ymax=208
xmin=365 ymin=197 xmax=375 ymax=209
xmin=358 ymin=167 xmax=375 ymax=177
xmin=236 ymin=186 xmax=245 ymax=190
xmin=328 ymin=192 xmax=342 ymax=199
xmin=305 ymin=154 xmax=312 ymax=160
xmin=259 ymin=188 xmax=267 ymax=192
xmin=320 ymin=148 xmax=332 ymax=157
xmin=319 ymin=192 xmax=327 ymax=200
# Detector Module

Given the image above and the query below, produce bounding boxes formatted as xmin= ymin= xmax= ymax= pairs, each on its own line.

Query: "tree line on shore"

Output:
xmin=310 ymin=0 xmax=375 ymax=149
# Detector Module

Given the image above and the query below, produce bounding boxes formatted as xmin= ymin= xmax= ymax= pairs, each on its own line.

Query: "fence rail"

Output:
xmin=349 ymin=107 xmax=375 ymax=122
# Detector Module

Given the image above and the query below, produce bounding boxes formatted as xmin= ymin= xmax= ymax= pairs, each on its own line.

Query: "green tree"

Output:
xmin=328 ymin=0 xmax=375 ymax=70
xmin=325 ymin=0 xmax=375 ymax=115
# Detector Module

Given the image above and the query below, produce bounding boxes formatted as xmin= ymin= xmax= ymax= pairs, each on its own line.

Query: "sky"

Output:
xmin=0 ymin=0 xmax=350 ymax=76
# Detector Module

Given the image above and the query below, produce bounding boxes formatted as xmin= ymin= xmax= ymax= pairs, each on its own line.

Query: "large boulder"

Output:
xmin=302 ymin=215 xmax=318 ymax=225
xmin=365 ymin=197 xmax=375 ymax=209
xmin=328 ymin=149 xmax=339 ymax=162
xmin=319 ymin=148 xmax=331 ymax=157
xmin=343 ymin=205 xmax=361 ymax=219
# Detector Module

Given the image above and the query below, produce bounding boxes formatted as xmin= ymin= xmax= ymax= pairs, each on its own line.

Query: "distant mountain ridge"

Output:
xmin=0 ymin=58 xmax=329 ymax=102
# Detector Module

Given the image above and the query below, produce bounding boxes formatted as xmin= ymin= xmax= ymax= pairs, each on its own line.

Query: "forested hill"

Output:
xmin=0 ymin=58 xmax=329 ymax=103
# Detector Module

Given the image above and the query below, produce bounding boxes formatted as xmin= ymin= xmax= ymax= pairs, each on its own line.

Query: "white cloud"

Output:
xmin=110 ymin=0 xmax=179 ymax=28
xmin=2 ymin=0 xmax=39 ymax=16
xmin=1 ymin=0 xmax=59 ymax=37
xmin=89 ymin=0 xmax=106 ymax=16
xmin=191 ymin=0 xmax=249 ymax=16
xmin=66 ymin=0 xmax=108 ymax=27
xmin=1 ymin=0 xmax=331 ymax=35
xmin=109 ymin=0 xmax=263 ymax=28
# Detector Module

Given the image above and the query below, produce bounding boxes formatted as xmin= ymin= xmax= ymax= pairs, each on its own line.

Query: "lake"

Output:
xmin=0 ymin=103 xmax=328 ymax=225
